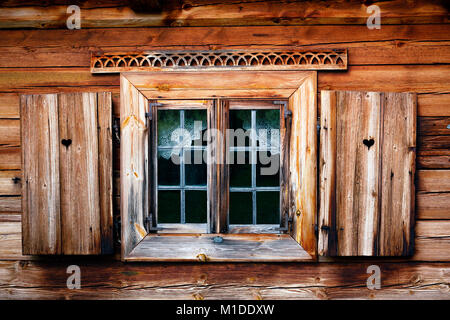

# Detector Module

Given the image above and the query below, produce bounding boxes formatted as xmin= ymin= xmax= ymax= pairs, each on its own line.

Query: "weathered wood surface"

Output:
xmin=0 ymin=259 xmax=449 ymax=299
xmin=97 ymin=92 xmax=114 ymax=254
xmin=379 ymin=92 xmax=416 ymax=256
xmin=319 ymin=91 xmax=416 ymax=256
xmin=288 ymin=73 xmax=317 ymax=257
xmin=0 ymin=170 xmax=21 ymax=195
xmin=120 ymin=75 xmax=149 ymax=258
xmin=21 ymin=94 xmax=61 ymax=255
xmin=58 ymin=93 xmax=101 ymax=255
xmin=0 ymin=0 xmax=447 ymax=29
xmin=127 ymin=234 xmax=311 ymax=262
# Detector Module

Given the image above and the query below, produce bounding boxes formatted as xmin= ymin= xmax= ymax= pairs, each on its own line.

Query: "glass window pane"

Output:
xmin=229 ymin=150 xmax=251 ymax=187
xmin=256 ymin=151 xmax=280 ymax=187
xmin=185 ymin=109 xmax=207 ymax=146
xmin=256 ymin=109 xmax=280 ymax=150
xmin=185 ymin=190 xmax=207 ymax=223
xmin=158 ymin=152 xmax=180 ymax=185
xmin=229 ymin=192 xmax=252 ymax=224
xmin=229 ymin=110 xmax=251 ymax=147
xmin=158 ymin=191 xmax=180 ymax=223
xmin=185 ymin=149 xmax=206 ymax=186
xmin=256 ymin=191 xmax=280 ymax=224
xmin=157 ymin=110 xmax=180 ymax=147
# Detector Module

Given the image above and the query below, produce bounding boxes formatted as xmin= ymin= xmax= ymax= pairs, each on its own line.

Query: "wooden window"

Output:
xmin=21 ymin=92 xmax=113 ymax=255
xmin=120 ymin=71 xmax=317 ymax=262
xmin=319 ymin=91 xmax=416 ymax=256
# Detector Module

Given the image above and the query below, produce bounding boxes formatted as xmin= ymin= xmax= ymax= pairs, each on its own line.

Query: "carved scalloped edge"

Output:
xmin=91 ymin=49 xmax=347 ymax=73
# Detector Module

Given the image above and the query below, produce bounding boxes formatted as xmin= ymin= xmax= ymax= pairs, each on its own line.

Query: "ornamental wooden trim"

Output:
xmin=91 ymin=49 xmax=347 ymax=73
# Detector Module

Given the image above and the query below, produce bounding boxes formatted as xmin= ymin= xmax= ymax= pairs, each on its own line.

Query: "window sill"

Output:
xmin=125 ymin=233 xmax=314 ymax=262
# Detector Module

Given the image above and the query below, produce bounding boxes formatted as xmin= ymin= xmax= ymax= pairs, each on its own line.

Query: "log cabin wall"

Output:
xmin=0 ymin=0 xmax=449 ymax=299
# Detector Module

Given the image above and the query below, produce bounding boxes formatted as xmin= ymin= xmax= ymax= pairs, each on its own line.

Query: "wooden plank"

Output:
xmin=418 ymin=117 xmax=450 ymax=136
xmin=0 ymin=196 xmax=21 ymax=212
xmin=318 ymin=91 xmax=337 ymax=256
xmin=21 ymin=94 xmax=61 ymax=255
xmin=418 ymin=135 xmax=450 ymax=152
xmin=414 ymin=220 xmax=450 ymax=262
xmin=417 ymin=192 xmax=450 ymax=220
xmin=2 ymin=41 xmax=450 ymax=68
xmin=97 ymin=92 xmax=114 ymax=254
xmin=0 ymin=170 xmax=21 ymax=195
xmin=120 ymin=74 xmax=149 ymax=258
xmin=126 ymin=234 xmax=312 ymax=262
xmin=0 ymin=93 xmax=19 ymax=118
xmin=0 ymin=1 xmax=447 ymax=29
xmin=379 ymin=92 xmax=416 ymax=256
xmin=0 ymin=222 xmax=38 ymax=260
xmin=2 ymin=25 xmax=449 ymax=49
xmin=417 ymin=155 xmax=450 ymax=169
xmin=417 ymin=170 xmax=450 ymax=192
xmin=336 ymin=91 xmax=381 ymax=256
xmin=319 ymin=65 xmax=450 ymax=94
xmin=0 ymin=119 xmax=20 ymax=147
xmin=58 ymin=93 xmax=101 ymax=255
xmin=0 ymin=258 xmax=449 ymax=299
xmin=0 ymin=214 xmax=20 ymax=222
xmin=418 ymin=93 xmax=450 ymax=116
xmin=0 ymin=146 xmax=20 ymax=170
xmin=288 ymin=72 xmax=317 ymax=258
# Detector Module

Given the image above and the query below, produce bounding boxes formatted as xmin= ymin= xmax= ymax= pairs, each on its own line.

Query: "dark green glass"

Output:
xmin=185 ymin=109 xmax=207 ymax=146
xmin=157 ymin=110 xmax=180 ymax=147
xmin=229 ymin=151 xmax=251 ymax=187
xmin=256 ymin=151 xmax=280 ymax=187
xmin=157 ymin=152 xmax=180 ymax=186
xmin=229 ymin=192 xmax=252 ymax=224
xmin=256 ymin=191 xmax=280 ymax=224
xmin=185 ymin=191 xmax=207 ymax=223
xmin=185 ymin=149 xmax=207 ymax=186
xmin=158 ymin=191 xmax=180 ymax=223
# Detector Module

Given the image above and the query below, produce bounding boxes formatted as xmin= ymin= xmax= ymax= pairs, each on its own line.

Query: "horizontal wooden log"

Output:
xmin=417 ymin=155 xmax=450 ymax=169
xmin=0 ymin=65 xmax=448 ymax=94
xmin=2 ymin=41 xmax=450 ymax=68
xmin=0 ymin=119 xmax=19 ymax=147
xmin=2 ymin=25 xmax=449 ymax=49
xmin=417 ymin=192 xmax=450 ymax=220
xmin=419 ymin=117 xmax=450 ymax=136
xmin=418 ymin=136 xmax=450 ymax=152
xmin=418 ymin=93 xmax=450 ymax=116
xmin=417 ymin=170 xmax=450 ymax=192
xmin=0 ymin=146 xmax=20 ymax=170
xmin=0 ymin=93 xmax=19 ymax=118
xmin=0 ymin=258 xmax=449 ymax=299
xmin=0 ymin=196 xmax=21 ymax=212
xmin=0 ymin=170 xmax=21 ymax=195
xmin=0 ymin=0 xmax=447 ymax=29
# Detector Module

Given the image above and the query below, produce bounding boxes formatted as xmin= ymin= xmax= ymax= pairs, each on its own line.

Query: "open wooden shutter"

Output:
xmin=120 ymin=75 xmax=149 ymax=257
xmin=21 ymin=92 xmax=113 ymax=255
xmin=319 ymin=91 xmax=416 ymax=256
xmin=288 ymin=73 xmax=317 ymax=258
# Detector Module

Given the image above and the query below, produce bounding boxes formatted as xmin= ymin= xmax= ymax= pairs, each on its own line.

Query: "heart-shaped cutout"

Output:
xmin=363 ymin=138 xmax=375 ymax=150
xmin=61 ymin=139 xmax=72 ymax=147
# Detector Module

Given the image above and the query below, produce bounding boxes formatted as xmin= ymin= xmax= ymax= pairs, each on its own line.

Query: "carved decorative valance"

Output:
xmin=90 ymin=49 xmax=347 ymax=73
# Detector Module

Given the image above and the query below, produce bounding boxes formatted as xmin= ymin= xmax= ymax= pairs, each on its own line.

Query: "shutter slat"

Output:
xmin=21 ymin=94 xmax=61 ymax=255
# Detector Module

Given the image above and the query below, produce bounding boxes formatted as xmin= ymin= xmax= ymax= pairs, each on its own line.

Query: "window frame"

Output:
xmin=120 ymin=70 xmax=317 ymax=262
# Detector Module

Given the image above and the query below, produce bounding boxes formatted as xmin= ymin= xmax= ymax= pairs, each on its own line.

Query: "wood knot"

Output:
xmin=196 ymin=253 xmax=209 ymax=262
xmin=192 ymin=293 xmax=204 ymax=300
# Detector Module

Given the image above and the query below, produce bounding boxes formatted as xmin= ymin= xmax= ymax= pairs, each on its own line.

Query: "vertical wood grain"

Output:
xmin=120 ymin=75 xmax=149 ymax=258
xmin=97 ymin=92 xmax=113 ymax=254
xmin=21 ymin=94 xmax=61 ymax=255
xmin=318 ymin=91 xmax=337 ymax=256
xmin=208 ymin=99 xmax=228 ymax=233
xmin=320 ymin=90 xmax=416 ymax=256
xmin=59 ymin=93 xmax=101 ymax=255
xmin=379 ymin=92 xmax=416 ymax=256
xmin=288 ymin=72 xmax=317 ymax=258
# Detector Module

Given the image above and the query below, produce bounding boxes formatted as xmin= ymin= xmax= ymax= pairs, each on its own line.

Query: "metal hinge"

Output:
xmin=273 ymin=100 xmax=291 ymax=120
xmin=145 ymin=213 xmax=162 ymax=232
xmin=275 ymin=210 xmax=293 ymax=233
xmin=146 ymin=103 xmax=163 ymax=121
